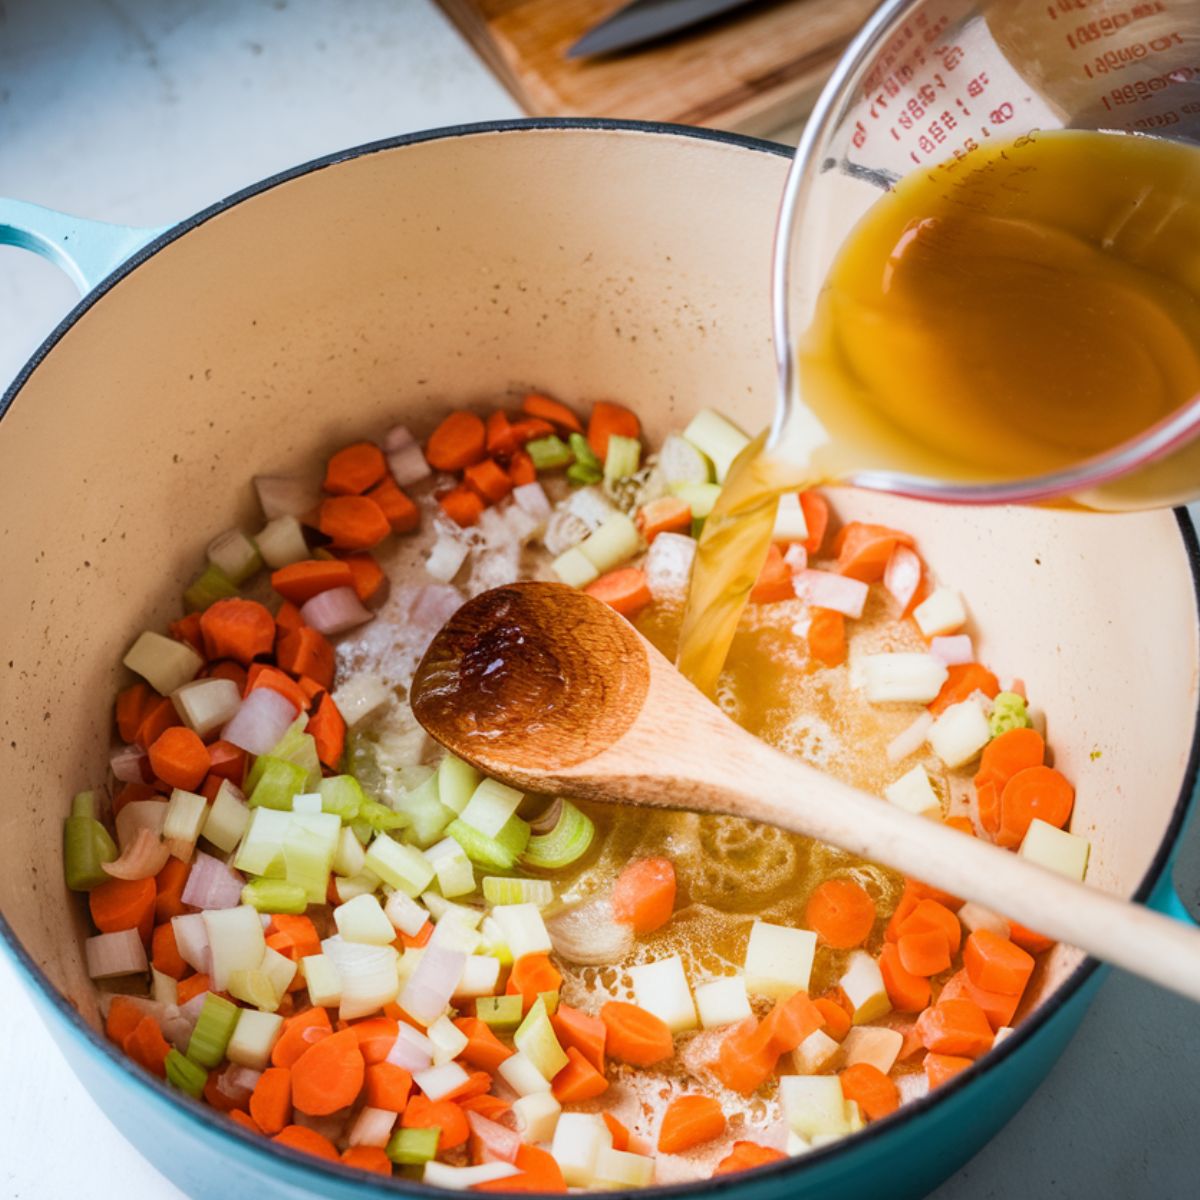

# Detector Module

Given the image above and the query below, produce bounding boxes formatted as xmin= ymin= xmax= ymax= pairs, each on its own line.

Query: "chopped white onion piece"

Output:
xmin=498 ymin=1051 xmax=552 ymax=1096
xmin=300 ymin=586 xmax=373 ymax=636
xmin=882 ymin=544 xmax=922 ymax=613
xmin=426 ymin=536 xmax=471 ymax=583
xmin=644 ymin=532 xmax=696 ymax=598
xmin=930 ymin=635 xmax=974 ymax=666
xmin=182 ymin=851 xmax=245 ymax=910
xmin=384 ymin=890 xmax=430 ymax=938
xmin=386 ymin=1022 xmax=434 ymax=1072
xmin=123 ymin=631 xmax=203 ymax=696
xmin=886 ymin=712 xmax=934 ymax=763
xmin=513 ymin=482 xmax=552 ymax=522
xmin=783 ymin=543 xmax=808 ymax=572
xmin=398 ymin=942 xmax=466 ymax=1025
xmin=348 ymin=1106 xmax=397 ymax=1149
xmin=171 ymin=913 xmax=212 ymax=974
xmin=884 ymin=764 xmax=941 ymax=818
xmin=388 ymin=443 xmax=433 ymax=488
xmin=452 ymin=955 xmax=503 ymax=1000
xmin=383 ymin=424 xmax=415 ymax=452
xmin=86 ymin=929 xmax=148 ymax=979
xmin=202 ymin=905 xmax=266 ymax=991
xmin=546 ymin=899 xmax=633 ymax=966
xmin=414 ymin=1060 xmax=470 ymax=1101
xmin=427 ymin=1013 xmax=470 ymax=1065
xmin=465 ymin=1110 xmax=522 ymax=1164
xmin=423 ymin=1162 xmax=519 ymax=1190
xmin=171 ymin=678 xmax=242 ymax=739
xmin=792 ymin=569 xmax=869 ymax=618
xmin=255 ymin=515 xmax=310 ymax=569
xmin=221 ymin=687 xmax=298 ymax=755
xmin=253 ymin=475 xmax=318 ymax=520
xmin=334 ymin=894 xmax=397 ymax=945
xmin=110 ymin=744 xmax=148 ymax=785
xmin=914 ymin=587 xmax=968 ymax=638
xmin=928 ymin=699 xmax=992 ymax=768
xmin=841 ymin=1025 xmax=903 ymax=1074
xmin=102 ymin=826 xmax=170 ymax=880
xmin=116 ymin=800 xmax=168 ymax=851
xmin=862 ymin=653 xmax=948 ymax=704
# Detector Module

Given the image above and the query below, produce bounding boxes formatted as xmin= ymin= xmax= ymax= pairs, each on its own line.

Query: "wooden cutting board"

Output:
xmin=435 ymin=0 xmax=875 ymax=135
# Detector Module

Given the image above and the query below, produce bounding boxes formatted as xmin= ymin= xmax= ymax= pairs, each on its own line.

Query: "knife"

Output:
xmin=567 ymin=0 xmax=760 ymax=60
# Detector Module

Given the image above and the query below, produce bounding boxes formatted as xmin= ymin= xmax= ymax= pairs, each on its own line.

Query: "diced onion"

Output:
xmin=102 ymin=827 xmax=171 ymax=880
xmin=253 ymin=475 xmax=319 ymax=520
xmin=406 ymin=585 xmax=464 ymax=638
xmin=172 ymin=913 xmax=213 ymax=975
xmin=86 ymin=928 xmax=148 ymax=979
xmin=886 ymin=712 xmax=934 ymax=763
xmin=301 ymin=586 xmax=373 ymax=636
xmin=399 ymin=943 xmax=467 ymax=1025
xmin=930 ymin=635 xmax=974 ymax=666
xmin=512 ymin=483 xmax=551 ymax=523
xmin=389 ymin=444 xmax=433 ymax=487
xmin=546 ymin=898 xmax=633 ymax=966
xmin=792 ymin=569 xmax=869 ymax=618
xmin=883 ymin=544 xmax=922 ymax=612
xmin=110 ymin=744 xmax=149 ymax=785
xmin=387 ymin=1022 xmax=435 ymax=1072
xmin=783 ymin=544 xmax=808 ymax=572
xmin=182 ymin=851 xmax=245 ymax=910
xmin=465 ymin=1111 xmax=521 ymax=1164
xmin=384 ymin=425 xmax=415 ymax=452
xmin=221 ymin=687 xmax=298 ymax=755
xmin=116 ymin=799 xmax=168 ymax=851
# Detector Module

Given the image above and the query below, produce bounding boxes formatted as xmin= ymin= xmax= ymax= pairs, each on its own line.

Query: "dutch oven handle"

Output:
xmin=0 ymin=197 xmax=168 ymax=294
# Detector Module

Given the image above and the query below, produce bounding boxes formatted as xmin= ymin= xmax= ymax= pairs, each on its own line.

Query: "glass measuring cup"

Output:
xmin=771 ymin=0 xmax=1200 ymax=509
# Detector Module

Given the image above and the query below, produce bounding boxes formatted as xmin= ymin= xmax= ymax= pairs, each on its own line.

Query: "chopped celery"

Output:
xmin=436 ymin=755 xmax=480 ymax=816
xmin=365 ymin=835 xmax=434 ymax=896
xmin=392 ymin=775 xmax=454 ymax=847
xmin=206 ymin=528 xmax=262 ymax=585
xmin=482 ymin=876 xmax=554 ymax=907
xmin=333 ymin=824 xmax=366 ymax=877
xmin=241 ymin=878 xmax=308 ymax=914
xmin=203 ymin=905 xmax=266 ymax=990
xmin=233 ymin=807 xmax=292 ymax=877
xmin=491 ymin=903 xmax=553 ymax=959
xmin=184 ymin=563 xmax=240 ymax=612
xmin=522 ymin=800 xmax=594 ymax=870
xmin=318 ymin=774 xmax=365 ymax=822
xmin=63 ymin=791 xmax=117 ymax=891
xmin=358 ymin=797 xmax=410 ymax=834
xmin=284 ymin=812 xmax=340 ymax=903
xmin=514 ymin=995 xmax=568 ymax=1080
xmin=668 ymin=480 xmax=722 ymax=518
xmin=566 ymin=462 xmax=603 ymax=487
xmin=165 ymin=1049 xmax=208 ymax=1099
xmin=427 ymin=838 xmax=475 ymax=898
xmin=525 ymin=435 xmax=572 ymax=471
xmin=578 ymin=512 xmax=639 ymax=573
xmin=247 ymin=719 xmax=322 ymax=792
xmin=228 ymin=967 xmax=280 ymax=1012
xmin=682 ymin=409 xmax=751 ymax=482
xmin=446 ymin=815 xmax=529 ymax=872
xmin=568 ymin=433 xmax=601 ymax=473
xmin=335 ymin=893 xmax=397 ymax=945
xmin=187 ymin=993 xmax=241 ymax=1068
xmin=990 ymin=692 xmax=1033 ymax=736
xmin=476 ymin=993 xmax=524 ymax=1031
xmin=460 ymin=778 xmax=524 ymax=838
xmin=387 ymin=1126 xmax=440 ymax=1165
xmin=551 ymin=546 xmax=600 ymax=589
xmin=334 ymin=872 xmax=382 ymax=903
xmin=603 ymin=434 xmax=641 ymax=483
xmin=201 ymin=780 xmax=250 ymax=853
xmin=248 ymin=756 xmax=309 ymax=811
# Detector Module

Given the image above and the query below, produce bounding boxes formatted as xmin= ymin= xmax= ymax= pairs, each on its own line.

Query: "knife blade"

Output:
xmin=567 ymin=0 xmax=759 ymax=60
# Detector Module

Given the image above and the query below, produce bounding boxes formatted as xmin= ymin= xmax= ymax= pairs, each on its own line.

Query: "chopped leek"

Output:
xmin=482 ymin=876 xmax=554 ymax=907
xmin=184 ymin=563 xmax=240 ymax=612
xmin=427 ymin=838 xmax=475 ymax=898
xmin=436 ymin=754 xmax=480 ymax=816
xmin=187 ymin=993 xmax=241 ymax=1068
xmin=201 ymin=780 xmax=249 ymax=853
xmin=446 ymin=815 xmax=529 ymax=872
xmin=63 ymin=791 xmax=117 ymax=891
xmin=525 ymin=435 xmax=572 ymax=471
xmin=386 ymin=1126 xmax=440 ymax=1165
xmin=206 ymin=528 xmax=263 ymax=585
xmin=476 ymin=993 xmax=524 ymax=1031
xmin=165 ymin=1049 xmax=208 ymax=1099
xmin=241 ymin=878 xmax=308 ymax=914
xmin=365 ymin=834 xmax=435 ymax=897
xmin=990 ymin=692 xmax=1032 ymax=736
xmin=318 ymin=774 xmax=366 ymax=822
xmin=682 ymin=409 xmax=751 ymax=482
xmin=391 ymin=775 xmax=453 ymax=847
xmin=358 ymin=797 xmax=410 ymax=834
xmin=514 ymin=996 xmax=568 ymax=1080
xmin=603 ymin=434 xmax=641 ymax=483
xmin=248 ymin=756 xmax=309 ymax=811
xmin=460 ymin=778 xmax=524 ymax=838
xmin=522 ymin=800 xmax=594 ymax=870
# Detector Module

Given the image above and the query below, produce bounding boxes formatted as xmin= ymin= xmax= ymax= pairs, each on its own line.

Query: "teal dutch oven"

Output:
xmin=1 ymin=119 xmax=1197 ymax=1199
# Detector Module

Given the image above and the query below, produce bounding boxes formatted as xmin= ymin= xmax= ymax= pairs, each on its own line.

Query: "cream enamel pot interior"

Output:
xmin=1 ymin=121 xmax=1198 ymax=1200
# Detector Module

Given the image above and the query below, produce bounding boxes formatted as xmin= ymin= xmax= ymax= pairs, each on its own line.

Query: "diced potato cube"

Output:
xmin=957 ymin=902 xmax=1010 ymax=939
xmin=551 ymin=1113 xmax=611 ymax=1187
xmin=791 ymin=1029 xmax=841 ymax=1075
xmin=928 ymin=700 xmax=992 ymax=768
xmin=884 ymin=764 xmax=941 ymax=817
xmin=839 ymin=951 xmax=891 ymax=1024
xmin=841 ymin=1025 xmax=903 ymax=1075
xmin=744 ymin=921 xmax=817 ymax=1000
xmin=512 ymin=1091 xmax=561 ymax=1143
xmin=913 ymin=588 xmax=967 ymax=638
xmin=1019 ymin=818 xmax=1090 ymax=880
xmin=862 ymin=654 xmax=948 ymax=704
xmin=301 ymin=954 xmax=342 ymax=1008
xmin=694 ymin=976 xmax=753 ymax=1030
xmin=630 ymin=956 xmax=698 ymax=1033
xmin=772 ymin=493 xmax=809 ymax=542
xmin=780 ymin=1075 xmax=850 ymax=1138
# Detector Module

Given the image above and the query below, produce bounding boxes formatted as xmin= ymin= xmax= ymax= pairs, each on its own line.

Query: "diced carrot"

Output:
xmin=455 ymin=1017 xmax=514 ymax=1072
xmin=975 ymin=726 xmax=1045 ymax=790
xmin=459 ymin=1094 xmax=511 ymax=1122
xmin=245 ymin=663 xmax=310 ymax=713
xmin=275 ymin=627 xmax=335 ymax=692
xmin=272 ymin=1124 xmax=339 ymax=1162
xmin=136 ymin=696 xmax=181 ymax=750
xmin=585 ymin=568 xmax=653 ymax=620
xmin=587 ymin=401 xmax=640 ymax=462
xmin=228 ymin=1109 xmax=263 ymax=1136
xmin=335 ymin=552 xmax=387 ymax=606
xmin=550 ymin=1005 xmax=606 ymax=1073
xmin=176 ymin=973 xmax=212 ymax=1005
xmin=880 ymin=943 xmax=932 ymax=1012
xmin=147 ymin=726 xmax=210 ymax=792
xmin=169 ymin=613 xmax=206 ymax=657
xmin=318 ymin=496 xmax=391 ymax=551
xmin=475 ymin=1144 xmax=566 ymax=1193
xmin=963 ymin=930 xmax=1035 ymax=996
xmin=208 ymin=658 xmax=249 ymax=690
xmin=898 ymin=899 xmax=962 ymax=954
xmin=200 ymin=598 xmax=276 ymax=665
xmin=915 ymin=998 xmax=993 ymax=1058
xmin=839 ymin=1062 xmax=899 ymax=1120
xmin=506 ymin=953 xmax=563 ymax=1010
xmin=401 ymin=921 xmax=433 ymax=949
xmin=610 ymin=857 xmax=676 ymax=934
xmin=324 ymin=442 xmax=387 ymax=496
xmin=426 ymin=411 xmax=487 ymax=472
xmin=205 ymin=1073 xmax=241 ymax=1111
xmin=250 ymin=1066 xmax=293 ymax=1134
xmin=929 ymin=663 xmax=1000 ymax=716
xmin=791 ymin=493 xmax=830 ymax=559
xmin=207 ymin=740 xmax=247 ymax=785
xmin=105 ymin=996 xmax=146 ymax=1046
xmin=486 ymin=411 xmax=520 ymax=459
xmin=602 ymin=1113 xmax=630 ymax=1152
xmin=509 ymin=417 xmax=556 ymax=445
xmin=439 ymin=485 xmax=487 ymax=528
xmin=124 ymin=1015 xmax=171 ymax=1078
xmin=152 ymin=922 xmax=188 ymax=980
xmin=442 ymin=1069 xmax=494 ymax=1104
xmin=364 ymin=1061 xmax=413 ymax=1112
xmin=464 ymin=459 xmax=514 ymax=506
xmin=116 ymin=682 xmax=157 ymax=744
xmin=307 ymin=692 xmax=346 ymax=770
xmin=272 ymin=1006 xmax=333 ymax=1068
xmin=600 ymin=1001 xmax=674 ymax=1066
xmin=805 ymin=878 xmax=876 ymax=949
xmin=296 ymin=676 xmax=325 ymax=706
xmin=90 ymin=876 xmax=156 ymax=942
xmin=759 ymin=991 xmax=825 ymax=1055
xmin=508 ymin=450 xmax=536 ymax=486
xmin=341 ymin=1145 xmax=393 ymax=1176
xmin=813 ymin=996 xmax=852 ymax=1040
xmin=925 ymin=1052 xmax=973 ymax=1089
xmin=808 ymin=608 xmax=847 ymax=668
xmin=637 ymin=496 xmax=692 ymax=543
xmin=552 ymin=1046 xmax=608 ymax=1102
xmin=367 ymin=476 xmax=420 ymax=534
xmin=271 ymin=560 xmax=356 ymax=605
xmin=523 ymin=393 xmax=583 ymax=433
xmin=275 ymin=601 xmax=304 ymax=638
xmin=1008 ymin=921 xmax=1055 ymax=955
xmin=658 ymin=1095 xmax=725 ymax=1154
xmin=350 ymin=1018 xmax=399 ymax=1064
xmin=267 ymin=915 xmax=322 ymax=961
xmin=939 ymin=969 xmax=1020 ymax=1030
xmin=996 ymin=765 xmax=1074 ymax=849
xmin=751 ymin=544 xmax=795 ymax=604
xmin=897 ymin=928 xmax=952 ymax=977
xmin=906 ymin=876 xmax=965 ymax=912
xmin=291 ymin=1027 xmax=365 ymax=1116
xmin=976 ymin=780 xmax=1000 ymax=835
xmin=712 ymin=1141 xmax=788 ymax=1176
xmin=403 ymin=1095 xmax=469 ymax=1149
xmin=833 ymin=522 xmax=916 ymax=582
xmin=711 ymin=1017 xmax=776 ymax=1094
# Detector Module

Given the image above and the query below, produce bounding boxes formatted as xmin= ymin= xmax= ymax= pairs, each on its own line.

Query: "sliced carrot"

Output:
xmin=271 ymin=1006 xmax=333 ymax=1068
xmin=250 ymin=1066 xmax=293 ymax=1134
xmin=897 ymin=928 xmax=952 ymax=977
xmin=939 ymin=968 xmax=1020 ymax=1030
xmin=996 ymin=765 xmax=1074 ymax=849
xmin=351 ymin=1018 xmax=399 ymax=1065
xmin=586 ymin=401 xmax=640 ymax=461
xmin=116 ymin=682 xmax=157 ymax=744
xmin=152 ymin=922 xmax=188 ymax=980
xmin=341 ymin=1145 xmax=393 ymax=1176
xmin=169 ymin=613 xmax=206 ymax=657
xmin=1008 ymin=921 xmax=1055 ymax=955
xmin=975 ymin=727 xmax=1045 ymax=792
xmin=148 ymin=726 xmax=210 ymax=792
xmin=275 ymin=601 xmax=304 ymax=638
xmin=976 ymin=780 xmax=1001 ymax=835
xmin=402 ymin=1095 xmax=469 ymax=1149
xmin=136 ymin=696 xmax=181 ymax=750
xmin=550 ymin=1005 xmax=606 ymax=1074
xmin=439 ymin=484 xmax=487 ymax=528
xmin=207 ymin=740 xmax=248 ymax=785
xmin=713 ymin=1141 xmax=788 ymax=1176
xmin=291 ymin=1027 xmax=365 ymax=1116
xmin=318 ymin=496 xmax=391 ymax=551
xmin=610 ymin=857 xmax=676 ymax=934
xmin=637 ymin=496 xmax=692 ymax=544
xmin=585 ymin=567 xmax=653 ymax=620
xmin=552 ymin=1045 xmax=608 ymax=1102
xmin=833 ymin=522 xmax=916 ymax=582
xmin=750 ymin=543 xmax=794 ymax=604
xmin=476 ymin=1144 xmax=566 ymax=1193
xmin=267 ymin=914 xmax=322 ymax=961
xmin=506 ymin=953 xmax=563 ymax=1010
xmin=364 ymin=1061 xmax=413 ymax=1112
xmin=915 ymin=998 xmax=993 ymax=1058
xmin=799 ymin=492 xmax=830 ymax=557
xmin=105 ymin=996 xmax=146 ymax=1046
xmin=272 ymin=1125 xmax=339 ymax=1162
xmin=367 ymin=476 xmax=420 ymax=534
xmin=879 ymin=943 xmax=932 ymax=1012
xmin=600 ymin=1001 xmax=674 ymax=1066
xmin=508 ymin=417 xmax=556 ymax=445
xmin=929 ymin=663 xmax=1000 ymax=716
xmin=124 ymin=1015 xmax=171 ymax=1078
xmin=90 ymin=876 xmax=156 ymax=942
xmin=658 ymin=1095 xmax=725 ymax=1154
xmin=275 ymin=628 xmax=334 ymax=692
xmin=486 ymin=411 xmax=521 ymax=458
xmin=806 ymin=878 xmax=876 ymax=949
xmin=245 ymin=663 xmax=310 ymax=713
xmin=898 ymin=899 xmax=962 ymax=954
xmin=925 ymin=1053 xmax=973 ymax=1089
xmin=813 ymin=996 xmax=852 ymax=1040
xmin=944 ymin=815 xmax=976 ymax=836
xmin=324 ymin=442 xmax=386 ymax=496
xmin=602 ymin=1112 xmax=630 ymax=1152
xmin=228 ymin=1109 xmax=263 ymax=1136
xmin=441 ymin=1069 xmax=493 ymax=1103
xmin=175 ymin=973 xmax=211 ymax=1005
xmin=963 ymin=930 xmax=1035 ymax=996
xmin=808 ymin=608 xmax=847 ymax=668
xmin=759 ymin=991 xmax=825 ymax=1055
xmin=271 ymin=560 xmax=356 ymax=605
xmin=839 ymin=1062 xmax=899 ymax=1120
xmin=204 ymin=1074 xmax=241 ymax=1112
xmin=199 ymin=598 xmax=276 ymax=665
xmin=464 ymin=459 xmax=514 ymax=505
xmin=522 ymin=393 xmax=583 ymax=433
xmin=426 ymin=411 xmax=487 ymax=472
xmin=459 ymin=1094 xmax=511 ymax=1122
xmin=711 ymin=1017 xmax=776 ymax=1094
xmin=508 ymin=449 xmax=537 ymax=486
xmin=336 ymin=552 xmax=388 ymax=606
xmin=307 ymin=692 xmax=346 ymax=770
xmin=455 ymin=1017 xmax=514 ymax=1072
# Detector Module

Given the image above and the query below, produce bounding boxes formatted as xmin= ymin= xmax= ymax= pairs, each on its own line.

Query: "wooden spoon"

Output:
xmin=411 ymin=581 xmax=1200 ymax=1003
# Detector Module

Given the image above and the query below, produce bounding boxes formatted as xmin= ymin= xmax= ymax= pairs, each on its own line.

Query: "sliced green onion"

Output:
xmin=603 ymin=434 xmax=641 ymax=483
xmin=387 ymin=1126 xmax=440 ymax=1165
xmin=525 ymin=435 xmax=572 ymax=471
xmin=184 ymin=563 xmax=240 ymax=613
xmin=165 ymin=1049 xmax=208 ymax=1099
xmin=248 ymin=756 xmax=309 ymax=811
xmin=436 ymin=754 xmax=480 ymax=816
xmin=447 ymin=815 xmax=530 ymax=872
xmin=568 ymin=433 xmax=601 ymax=472
xmin=318 ymin=774 xmax=365 ymax=822
xmin=482 ymin=876 xmax=554 ymax=907
xmin=522 ymin=800 xmax=594 ymax=870
xmin=63 ymin=791 xmax=117 ymax=891
xmin=241 ymin=878 xmax=308 ymax=914
xmin=392 ymin=775 xmax=453 ymax=847
xmin=187 ymin=993 xmax=241 ymax=1068
xmin=228 ymin=967 xmax=280 ymax=1012
xmin=476 ymin=993 xmax=524 ymax=1031
xmin=514 ymin=996 xmax=568 ymax=1080
xmin=566 ymin=462 xmax=603 ymax=488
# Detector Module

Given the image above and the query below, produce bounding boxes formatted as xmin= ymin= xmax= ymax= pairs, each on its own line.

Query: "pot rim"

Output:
xmin=1 ymin=116 xmax=1197 ymax=1196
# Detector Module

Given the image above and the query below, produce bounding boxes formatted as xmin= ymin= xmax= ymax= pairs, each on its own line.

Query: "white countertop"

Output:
xmin=0 ymin=1 xmax=1196 ymax=1196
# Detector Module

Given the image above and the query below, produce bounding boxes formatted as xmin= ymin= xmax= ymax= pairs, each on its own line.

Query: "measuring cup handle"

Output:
xmin=0 ymin=197 xmax=168 ymax=295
